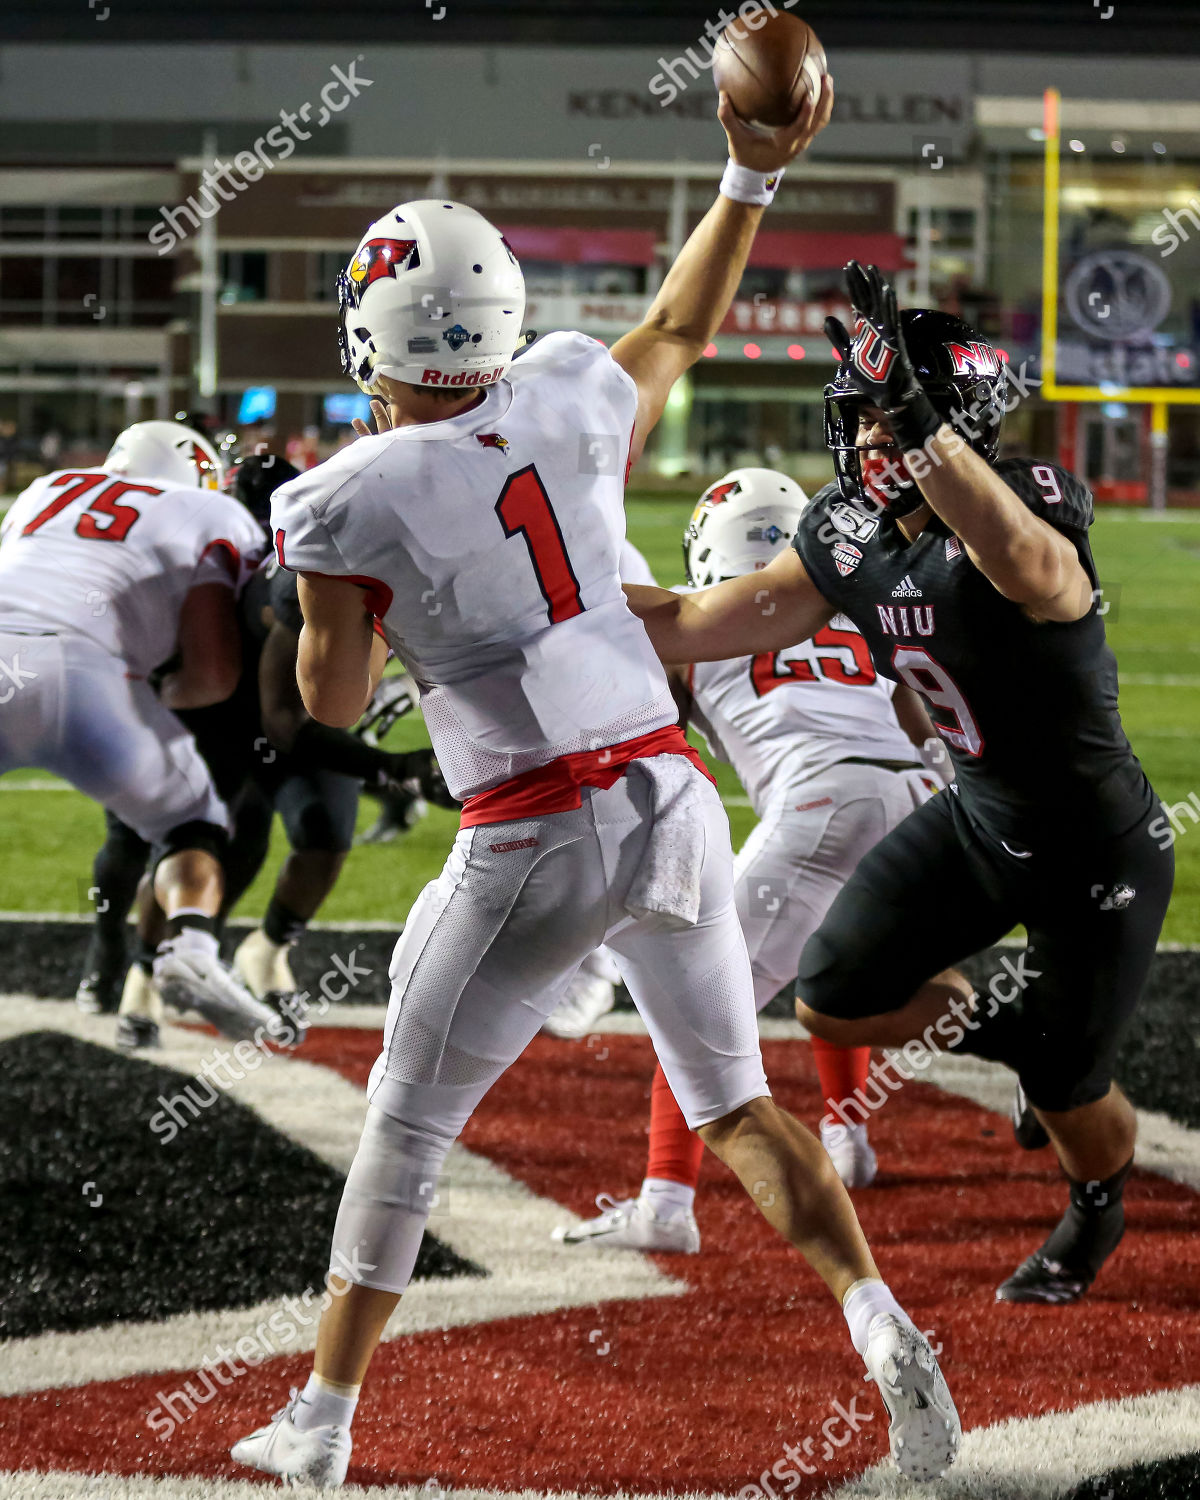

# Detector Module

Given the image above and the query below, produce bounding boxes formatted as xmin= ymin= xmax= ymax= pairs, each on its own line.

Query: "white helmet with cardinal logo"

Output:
xmin=337 ymin=200 xmax=526 ymax=396
xmin=683 ymin=467 xmax=810 ymax=587
xmin=104 ymin=420 xmax=223 ymax=490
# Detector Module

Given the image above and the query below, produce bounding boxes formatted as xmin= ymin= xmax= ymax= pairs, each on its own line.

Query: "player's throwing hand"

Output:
xmin=717 ymin=72 xmax=834 ymax=173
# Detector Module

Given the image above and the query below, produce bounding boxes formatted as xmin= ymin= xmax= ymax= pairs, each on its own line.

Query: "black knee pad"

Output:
xmin=277 ymin=771 xmax=359 ymax=853
xmin=153 ymin=819 xmax=229 ymax=869
xmin=1017 ymin=1048 xmax=1114 ymax=1114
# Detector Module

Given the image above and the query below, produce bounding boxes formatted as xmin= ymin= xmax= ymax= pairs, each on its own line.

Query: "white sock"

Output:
xmin=842 ymin=1278 xmax=906 ymax=1357
xmin=155 ymin=926 xmax=219 ymax=961
xmin=640 ymin=1177 xmax=695 ymax=1216
xmin=292 ymin=1371 xmax=360 ymax=1432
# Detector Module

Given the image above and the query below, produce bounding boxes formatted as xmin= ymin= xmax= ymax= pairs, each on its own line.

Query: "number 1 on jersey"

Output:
xmin=495 ymin=465 xmax=584 ymax=625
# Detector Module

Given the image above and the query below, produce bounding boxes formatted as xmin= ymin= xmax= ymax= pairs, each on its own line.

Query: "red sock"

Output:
xmin=810 ymin=1037 xmax=872 ymax=1121
xmin=645 ymin=1064 xmax=705 ymax=1189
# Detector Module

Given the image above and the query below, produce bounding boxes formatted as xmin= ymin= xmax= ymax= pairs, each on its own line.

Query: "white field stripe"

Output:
xmin=918 ymin=1048 xmax=1200 ymax=1194
xmin=825 ymin=1384 xmax=1200 ymax=1500
xmin=0 ymin=910 xmax=408 ymax=930
xmin=1120 ymin=674 xmax=1200 ymax=686
xmin=0 ymin=997 xmax=685 ymax=1398
xmin=0 ymin=1477 xmax=736 ymax=1500
xmin=0 ymin=777 xmax=72 ymax=790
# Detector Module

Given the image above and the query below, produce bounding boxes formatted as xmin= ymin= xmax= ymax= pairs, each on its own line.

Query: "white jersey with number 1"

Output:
xmin=271 ymin=331 xmax=677 ymax=800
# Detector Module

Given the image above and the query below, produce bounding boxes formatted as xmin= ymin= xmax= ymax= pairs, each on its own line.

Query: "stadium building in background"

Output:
xmin=0 ymin=43 xmax=1197 ymax=500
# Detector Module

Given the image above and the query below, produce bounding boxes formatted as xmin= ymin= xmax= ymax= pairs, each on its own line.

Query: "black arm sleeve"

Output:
xmin=267 ymin=562 xmax=306 ymax=634
xmin=288 ymin=719 xmax=415 ymax=786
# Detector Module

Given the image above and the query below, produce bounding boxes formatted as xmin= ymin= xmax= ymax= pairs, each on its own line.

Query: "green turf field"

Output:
xmin=1 ymin=499 xmax=1197 ymax=940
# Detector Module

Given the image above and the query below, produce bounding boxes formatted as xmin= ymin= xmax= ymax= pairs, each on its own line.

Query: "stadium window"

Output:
xmin=0 ymin=205 xmax=48 ymax=240
xmin=54 ymin=206 xmax=107 ymax=239
xmin=309 ymin=250 xmax=347 ymax=302
xmin=129 ymin=258 xmax=179 ymax=325
xmin=0 ymin=256 xmax=47 ymax=322
xmin=218 ymin=251 xmax=268 ymax=303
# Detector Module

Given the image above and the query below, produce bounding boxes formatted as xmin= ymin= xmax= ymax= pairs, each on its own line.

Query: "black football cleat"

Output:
xmin=996 ymin=1252 xmax=1092 ymax=1304
xmin=76 ymin=970 xmax=125 ymax=1016
xmin=1011 ymin=1083 xmax=1050 ymax=1151
xmin=116 ymin=1014 xmax=161 ymax=1051
xmin=997 ymin=1196 xmax=1126 ymax=1304
xmin=356 ymin=783 xmax=427 ymax=844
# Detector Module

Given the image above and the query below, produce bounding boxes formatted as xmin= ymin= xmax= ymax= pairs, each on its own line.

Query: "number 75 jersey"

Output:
xmin=271 ymin=331 xmax=677 ymax=799
xmin=0 ymin=469 xmax=265 ymax=676
xmin=793 ymin=461 xmax=1147 ymax=846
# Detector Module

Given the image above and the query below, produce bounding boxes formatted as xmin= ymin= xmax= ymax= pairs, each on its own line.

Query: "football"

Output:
xmin=712 ymin=5 xmax=827 ymax=129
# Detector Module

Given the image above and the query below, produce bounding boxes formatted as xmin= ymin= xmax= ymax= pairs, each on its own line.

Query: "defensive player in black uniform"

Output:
xmin=626 ymin=262 xmax=1173 ymax=1305
xmin=77 ymin=455 xmax=450 ymax=1047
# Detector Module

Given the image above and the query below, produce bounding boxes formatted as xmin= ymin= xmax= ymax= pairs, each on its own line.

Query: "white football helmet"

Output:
xmin=683 ymin=467 xmax=810 ymax=587
xmin=337 ymin=200 xmax=526 ymax=396
xmin=105 ymin=421 xmax=223 ymax=490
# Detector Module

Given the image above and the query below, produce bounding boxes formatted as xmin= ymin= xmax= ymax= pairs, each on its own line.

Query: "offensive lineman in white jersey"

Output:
xmin=232 ymin=83 xmax=961 ymax=1489
xmin=558 ymin=469 xmax=946 ymax=1255
xmin=0 ymin=421 xmax=295 ymax=1046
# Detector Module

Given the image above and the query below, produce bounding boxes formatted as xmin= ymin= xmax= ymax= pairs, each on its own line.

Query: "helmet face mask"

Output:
xmin=223 ymin=453 xmax=301 ymax=531
xmin=824 ymin=309 xmax=1007 ymax=517
xmin=683 ymin=468 xmax=810 ymax=587
xmin=337 ymin=200 xmax=526 ymax=397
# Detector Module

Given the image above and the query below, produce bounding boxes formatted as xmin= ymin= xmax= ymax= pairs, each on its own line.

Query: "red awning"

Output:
xmin=747 ymin=231 xmax=909 ymax=271
xmin=497 ymin=225 xmax=907 ymax=272
xmin=498 ymin=225 xmax=659 ymax=266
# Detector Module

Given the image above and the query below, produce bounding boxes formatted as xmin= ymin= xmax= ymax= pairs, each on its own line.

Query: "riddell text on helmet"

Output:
xmin=421 ymin=366 xmax=504 ymax=386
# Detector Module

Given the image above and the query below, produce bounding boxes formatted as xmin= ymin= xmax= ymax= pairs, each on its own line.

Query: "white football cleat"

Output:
xmin=542 ymin=971 xmax=617 ymax=1040
xmin=820 ymin=1119 xmax=878 ymax=1189
xmin=862 ymin=1314 xmax=960 ymax=1482
xmin=553 ymin=1192 xmax=700 ymax=1253
xmin=155 ymin=930 xmax=304 ymax=1047
xmin=231 ymin=1392 xmax=351 ymax=1489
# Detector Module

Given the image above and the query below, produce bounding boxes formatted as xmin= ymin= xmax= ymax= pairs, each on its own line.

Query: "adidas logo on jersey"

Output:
xmin=891 ymin=575 xmax=922 ymax=598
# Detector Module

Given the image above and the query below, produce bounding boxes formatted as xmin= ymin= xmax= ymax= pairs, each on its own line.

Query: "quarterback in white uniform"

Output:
xmin=0 ymin=420 xmax=295 ymax=1048
xmin=558 ymin=469 xmax=946 ymax=1257
xmin=232 ymin=80 xmax=960 ymax=1491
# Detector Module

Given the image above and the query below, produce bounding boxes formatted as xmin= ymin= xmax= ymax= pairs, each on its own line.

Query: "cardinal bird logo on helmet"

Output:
xmin=348 ymin=239 xmax=419 ymax=294
xmin=703 ymin=479 xmax=741 ymax=506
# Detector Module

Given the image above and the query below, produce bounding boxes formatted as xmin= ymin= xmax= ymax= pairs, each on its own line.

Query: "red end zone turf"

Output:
xmin=2 ymin=1028 xmax=1198 ymax=1495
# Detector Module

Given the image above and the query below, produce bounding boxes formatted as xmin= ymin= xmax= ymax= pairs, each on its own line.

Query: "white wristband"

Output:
xmin=719 ymin=159 xmax=785 ymax=207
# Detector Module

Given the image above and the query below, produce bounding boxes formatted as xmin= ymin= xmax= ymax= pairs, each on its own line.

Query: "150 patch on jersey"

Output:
xmin=829 ymin=501 xmax=880 ymax=543
xmin=832 ymin=540 xmax=863 ymax=577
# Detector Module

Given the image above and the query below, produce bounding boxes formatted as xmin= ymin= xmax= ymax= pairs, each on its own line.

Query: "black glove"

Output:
xmin=380 ymin=748 xmax=459 ymax=809
xmin=357 ymin=675 xmax=420 ymax=749
xmin=824 ymin=261 xmax=942 ymax=453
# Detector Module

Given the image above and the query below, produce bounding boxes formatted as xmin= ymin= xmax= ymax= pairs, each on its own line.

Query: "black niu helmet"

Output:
xmin=224 ymin=453 xmax=301 ymax=530
xmin=824 ymin=309 xmax=1008 ymax=513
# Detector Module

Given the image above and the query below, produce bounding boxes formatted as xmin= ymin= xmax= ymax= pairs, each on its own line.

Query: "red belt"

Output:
xmin=459 ymin=723 xmax=713 ymax=827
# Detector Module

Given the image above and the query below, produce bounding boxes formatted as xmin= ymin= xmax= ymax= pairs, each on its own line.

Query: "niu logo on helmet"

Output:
xmin=947 ymin=342 xmax=1001 ymax=376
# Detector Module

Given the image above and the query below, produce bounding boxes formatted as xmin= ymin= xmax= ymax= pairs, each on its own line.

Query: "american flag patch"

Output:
xmin=946 ymin=536 xmax=963 ymax=561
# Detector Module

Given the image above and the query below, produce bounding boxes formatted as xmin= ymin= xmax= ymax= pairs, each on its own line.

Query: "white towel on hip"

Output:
xmin=624 ymin=754 xmax=707 ymax=930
